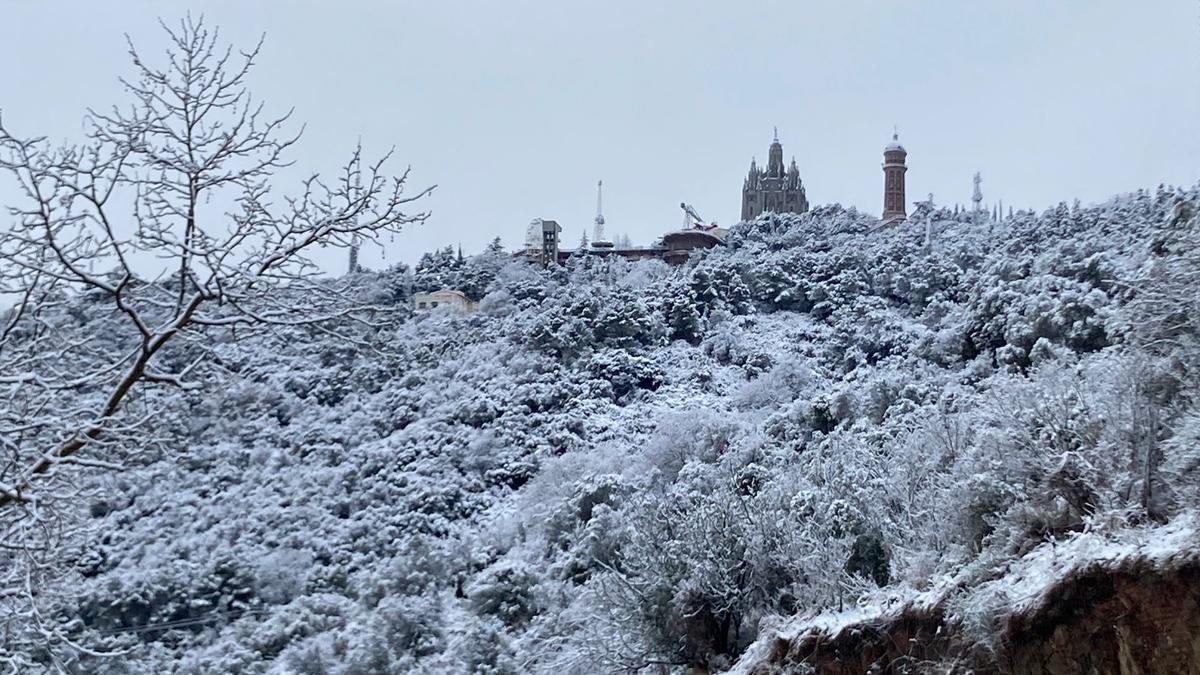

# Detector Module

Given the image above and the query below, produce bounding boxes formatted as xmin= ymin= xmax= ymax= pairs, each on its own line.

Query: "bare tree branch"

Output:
xmin=0 ymin=15 xmax=432 ymax=665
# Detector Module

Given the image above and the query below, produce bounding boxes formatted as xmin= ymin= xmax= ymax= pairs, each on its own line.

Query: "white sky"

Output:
xmin=2 ymin=1 xmax=1198 ymax=271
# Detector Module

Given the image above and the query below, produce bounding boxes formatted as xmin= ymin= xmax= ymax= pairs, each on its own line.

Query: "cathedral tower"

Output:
xmin=882 ymin=131 xmax=907 ymax=222
xmin=741 ymin=129 xmax=809 ymax=221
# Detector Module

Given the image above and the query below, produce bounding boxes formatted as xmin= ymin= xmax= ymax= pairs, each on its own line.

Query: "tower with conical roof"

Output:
xmin=882 ymin=130 xmax=908 ymax=222
xmin=741 ymin=129 xmax=809 ymax=221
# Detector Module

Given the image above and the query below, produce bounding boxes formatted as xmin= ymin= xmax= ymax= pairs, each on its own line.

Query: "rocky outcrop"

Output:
xmin=1003 ymin=560 xmax=1200 ymax=674
xmin=729 ymin=519 xmax=1200 ymax=675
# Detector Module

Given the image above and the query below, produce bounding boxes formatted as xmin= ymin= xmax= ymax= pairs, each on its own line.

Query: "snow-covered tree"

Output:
xmin=2 ymin=26 xmax=1198 ymax=671
xmin=0 ymin=17 xmax=431 ymax=666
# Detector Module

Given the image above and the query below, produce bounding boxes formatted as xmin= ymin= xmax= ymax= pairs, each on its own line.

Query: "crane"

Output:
xmin=680 ymin=202 xmax=716 ymax=231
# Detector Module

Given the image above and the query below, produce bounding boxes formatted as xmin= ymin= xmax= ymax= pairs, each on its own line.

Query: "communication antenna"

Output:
xmin=593 ymin=180 xmax=606 ymax=242
xmin=972 ymin=172 xmax=983 ymax=227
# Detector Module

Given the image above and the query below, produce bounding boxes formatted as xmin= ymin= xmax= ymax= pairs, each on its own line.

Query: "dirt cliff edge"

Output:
xmin=728 ymin=519 xmax=1200 ymax=675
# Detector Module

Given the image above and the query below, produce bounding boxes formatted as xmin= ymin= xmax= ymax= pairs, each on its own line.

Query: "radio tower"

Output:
xmin=972 ymin=172 xmax=983 ymax=225
xmin=592 ymin=180 xmax=613 ymax=249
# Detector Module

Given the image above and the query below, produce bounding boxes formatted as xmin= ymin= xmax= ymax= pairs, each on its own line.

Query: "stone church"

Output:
xmin=741 ymin=130 xmax=809 ymax=220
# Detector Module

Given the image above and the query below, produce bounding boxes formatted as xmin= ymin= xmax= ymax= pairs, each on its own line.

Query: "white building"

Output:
xmin=412 ymin=288 xmax=478 ymax=313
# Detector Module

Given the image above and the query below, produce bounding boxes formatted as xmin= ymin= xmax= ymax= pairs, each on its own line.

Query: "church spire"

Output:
xmin=767 ymin=128 xmax=784 ymax=176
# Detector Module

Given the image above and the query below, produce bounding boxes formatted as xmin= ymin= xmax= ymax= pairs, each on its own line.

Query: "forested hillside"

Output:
xmin=7 ymin=186 xmax=1200 ymax=674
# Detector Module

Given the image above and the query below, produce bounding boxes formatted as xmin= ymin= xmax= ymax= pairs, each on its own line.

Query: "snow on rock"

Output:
xmin=725 ymin=516 xmax=1200 ymax=675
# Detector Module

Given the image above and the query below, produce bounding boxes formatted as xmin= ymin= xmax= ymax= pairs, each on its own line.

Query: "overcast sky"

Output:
xmin=2 ymin=1 xmax=1198 ymax=271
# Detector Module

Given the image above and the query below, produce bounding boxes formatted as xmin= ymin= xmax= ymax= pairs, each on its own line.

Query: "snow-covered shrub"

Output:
xmin=254 ymin=548 xmax=314 ymax=605
xmin=467 ymin=560 xmax=541 ymax=628
xmin=20 ymin=187 xmax=1200 ymax=674
xmin=450 ymin=617 xmax=520 ymax=675
xmin=583 ymin=348 xmax=664 ymax=402
xmin=844 ymin=530 xmax=890 ymax=586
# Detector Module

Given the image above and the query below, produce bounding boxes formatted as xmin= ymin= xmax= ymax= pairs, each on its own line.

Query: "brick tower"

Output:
xmin=882 ymin=131 xmax=907 ymax=222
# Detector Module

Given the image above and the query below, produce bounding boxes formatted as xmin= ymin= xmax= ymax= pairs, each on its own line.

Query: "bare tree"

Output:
xmin=0 ymin=16 xmax=431 ymax=666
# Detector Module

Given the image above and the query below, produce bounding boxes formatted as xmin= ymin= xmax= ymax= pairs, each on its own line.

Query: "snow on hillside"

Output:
xmin=7 ymin=186 xmax=1200 ymax=673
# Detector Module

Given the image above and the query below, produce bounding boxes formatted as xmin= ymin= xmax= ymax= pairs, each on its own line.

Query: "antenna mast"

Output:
xmin=348 ymin=140 xmax=363 ymax=274
xmin=593 ymin=180 xmax=606 ymax=242
xmin=592 ymin=180 xmax=613 ymax=248
xmin=972 ymin=172 xmax=983 ymax=225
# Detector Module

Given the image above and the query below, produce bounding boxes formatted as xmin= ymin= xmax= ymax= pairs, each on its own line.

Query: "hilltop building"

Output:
xmin=413 ymin=288 xmax=478 ymax=313
xmin=539 ymin=219 xmax=561 ymax=267
xmin=522 ymin=182 xmax=728 ymax=268
xmin=882 ymin=131 xmax=908 ymax=222
xmin=524 ymin=219 xmax=562 ymax=268
xmin=741 ymin=129 xmax=809 ymax=221
xmin=518 ymin=127 xmax=925 ymax=268
xmin=528 ymin=224 xmax=723 ymax=267
xmin=661 ymin=228 xmax=726 ymax=265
